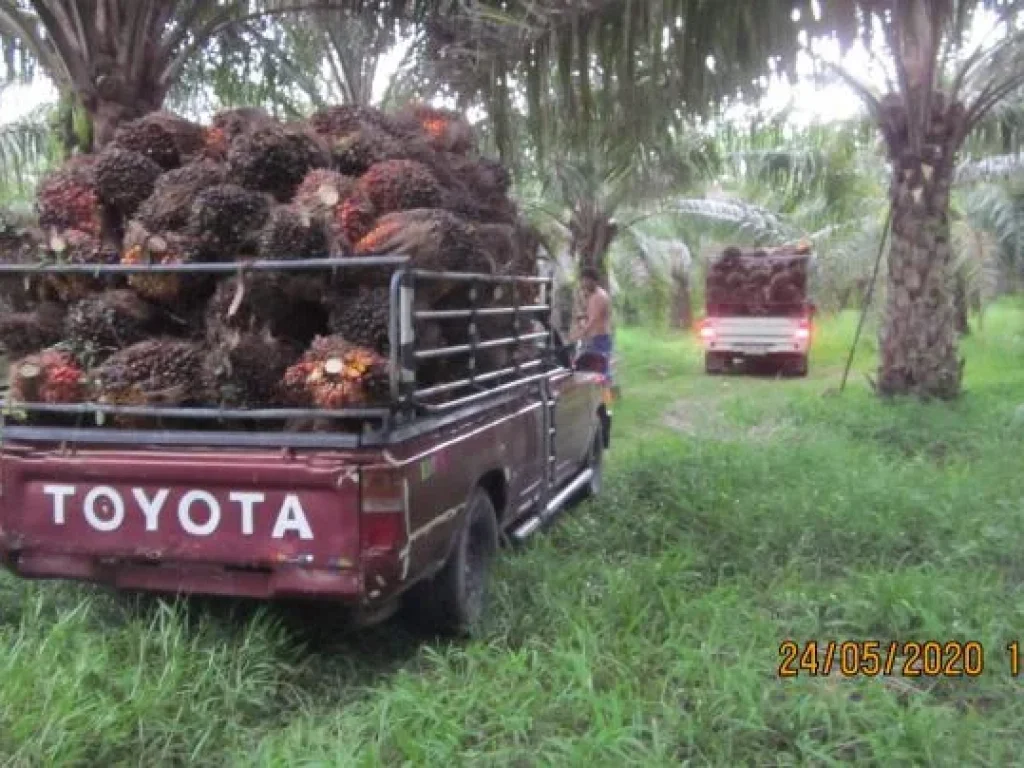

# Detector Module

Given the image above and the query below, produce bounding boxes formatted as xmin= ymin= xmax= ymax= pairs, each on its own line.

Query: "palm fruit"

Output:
xmin=201 ymin=328 xmax=297 ymax=408
xmin=355 ymin=208 xmax=491 ymax=273
xmin=9 ymin=349 xmax=85 ymax=405
xmin=92 ymin=338 xmax=204 ymax=410
xmin=337 ymin=189 xmax=376 ymax=247
xmin=121 ymin=222 xmax=207 ymax=304
xmin=65 ymin=289 xmax=164 ymax=360
xmin=113 ymin=112 xmax=208 ymax=170
xmin=257 ymin=205 xmax=332 ymax=261
xmin=326 ymin=286 xmax=390 ymax=354
xmin=203 ymin=108 xmax=277 ymax=163
xmin=94 ymin=147 xmax=163 ymax=218
xmin=136 ymin=160 xmax=227 ymax=233
xmin=212 ymin=107 xmax=275 ymax=142
xmin=205 ymin=273 xmax=329 ymax=347
xmin=0 ymin=218 xmax=50 ymax=310
xmin=187 ymin=184 xmax=272 ymax=258
xmin=281 ymin=335 xmax=390 ymax=408
xmin=42 ymin=229 xmax=118 ymax=302
xmin=0 ymin=302 xmax=66 ymax=357
xmin=309 ymin=105 xmax=405 ymax=141
xmin=356 ymin=159 xmax=443 ymax=217
xmin=227 ymin=123 xmax=331 ymax=202
xmin=332 ymin=127 xmax=406 ymax=177
xmin=396 ymin=103 xmax=477 ymax=154
xmin=293 ymin=169 xmax=356 ymax=219
xmin=35 ymin=156 xmax=103 ymax=237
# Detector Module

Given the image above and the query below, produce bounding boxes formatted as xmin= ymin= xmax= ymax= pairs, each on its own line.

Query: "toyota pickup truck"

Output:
xmin=0 ymin=257 xmax=611 ymax=635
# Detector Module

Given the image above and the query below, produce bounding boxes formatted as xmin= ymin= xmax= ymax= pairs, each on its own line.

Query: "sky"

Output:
xmin=0 ymin=8 xmax=1004 ymax=130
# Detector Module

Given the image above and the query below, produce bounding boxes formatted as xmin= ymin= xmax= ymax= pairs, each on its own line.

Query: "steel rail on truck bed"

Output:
xmin=0 ymin=255 xmax=557 ymax=448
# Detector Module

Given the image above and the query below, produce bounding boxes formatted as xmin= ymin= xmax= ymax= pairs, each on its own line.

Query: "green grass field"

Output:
xmin=3 ymin=304 xmax=1024 ymax=766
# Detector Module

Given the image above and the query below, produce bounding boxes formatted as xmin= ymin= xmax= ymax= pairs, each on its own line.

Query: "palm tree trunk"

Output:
xmin=670 ymin=270 xmax=692 ymax=330
xmin=954 ymin=272 xmax=970 ymax=336
xmin=877 ymin=160 xmax=962 ymax=399
xmin=569 ymin=207 xmax=619 ymax=284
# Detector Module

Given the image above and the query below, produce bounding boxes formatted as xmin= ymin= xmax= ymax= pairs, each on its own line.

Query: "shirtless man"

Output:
xmin=569 ymin=266 xmax=613 ymax=376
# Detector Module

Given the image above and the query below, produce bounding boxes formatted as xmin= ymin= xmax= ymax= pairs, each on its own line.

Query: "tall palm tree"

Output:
xmin=0 ymin=1 xmax=449 ymax=146
xmin=429 ymin=0 xmax=1024 ymax=400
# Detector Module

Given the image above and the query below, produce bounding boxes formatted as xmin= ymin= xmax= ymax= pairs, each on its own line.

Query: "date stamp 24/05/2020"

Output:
xmin=777 ymin=640 xmax=997 ymax=679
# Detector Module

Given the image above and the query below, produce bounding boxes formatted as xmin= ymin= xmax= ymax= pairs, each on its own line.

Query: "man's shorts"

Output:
xmin=578 ymin=334 xmax=614 ymax=381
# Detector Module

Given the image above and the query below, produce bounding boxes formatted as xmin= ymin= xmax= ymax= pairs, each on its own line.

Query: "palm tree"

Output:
xmin=0 ymin=1 xmax=449 ymax=147
xmin=428 ymin=0 xmax=1024 ymax=400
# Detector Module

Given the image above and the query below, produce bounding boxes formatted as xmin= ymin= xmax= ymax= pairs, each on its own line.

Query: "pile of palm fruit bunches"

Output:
xmin=0 ymin=104 xmax=544 ymax=428
xmin=705 ymin=242 xmax=812 ymax=316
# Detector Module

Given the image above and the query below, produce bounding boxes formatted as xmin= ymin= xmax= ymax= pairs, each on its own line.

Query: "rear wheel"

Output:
xmin=405 ymin=488 xmax=498 ymax=637
xmin=705 ymin=351 xmax=727 ymax=375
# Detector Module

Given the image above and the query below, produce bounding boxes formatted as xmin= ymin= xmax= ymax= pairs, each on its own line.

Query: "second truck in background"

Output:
xmin=698 ymin=243 xmax=814 ymax=377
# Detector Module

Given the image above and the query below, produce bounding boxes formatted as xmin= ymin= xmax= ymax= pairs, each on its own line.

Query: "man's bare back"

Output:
xmin=583 ymin=287 xmax=611 ymax=339
xmin=569 ymin=268 xmax=612 ymax=344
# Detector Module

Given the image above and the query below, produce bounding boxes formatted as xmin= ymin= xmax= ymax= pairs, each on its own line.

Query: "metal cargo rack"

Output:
xmin=0 ymin=255 xmax=558 ymax=449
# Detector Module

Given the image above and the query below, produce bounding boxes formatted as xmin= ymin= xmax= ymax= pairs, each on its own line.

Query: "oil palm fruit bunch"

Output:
xmin=92 ymin=338 xmax=204 ymax=415
xmin=257 ymin=205 xmax=332 ymax=261
xmin=94 ymin=147 xmax=163 ymax=219
xmin=113 ymin=112 xmax=208 ymax=170
xmin=9 ymin=348 xmax=85 ymax=405
xmin=396 ymin=104 xmax=476 ymax=155
xmin=332 ymin=125 xmax=407 ymax=177
xmin=36 ymin=156 xmax=103 ymax=237
xmin=356 ymin=160 xmax=443 ymax=217
xmin=120 ymin=222 xmax=205 ymax=304
xmin=293 ymin=169 xmax=358 ymax=246
xmin=201 ymin=328 xmax=297 ymax=408
xmin=41 ymin=229 xmax=118 ymax=302
xmin=205 ymin=272 xmax=328 ymax=348
xmin=326 ymin=286 xmax=390 ymax=354
xmin=187 ymin=184 xmax=272 ymax=258
xmin=281 ymin=335 xmax=390 ymax=408
xmin=0 ymin=302 xmax=66 ymax=357
xmin=65 ymin=289 xmax=165 ymax=361
xmin=136 ymin=160 xmax=227 ymax=233
xmin=227 ymin=123 xmax=331 ymax=202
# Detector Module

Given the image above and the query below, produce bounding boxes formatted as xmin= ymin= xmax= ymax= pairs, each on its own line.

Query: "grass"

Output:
xmin=3 ymin=303 xmax=1024 ymax=766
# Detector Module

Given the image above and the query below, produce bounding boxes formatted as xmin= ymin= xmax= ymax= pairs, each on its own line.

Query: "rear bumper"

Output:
xmin=704 ymin=341 xmax=809 ymax=356
xmin=4 ymin=550 xmax=365 ymax=601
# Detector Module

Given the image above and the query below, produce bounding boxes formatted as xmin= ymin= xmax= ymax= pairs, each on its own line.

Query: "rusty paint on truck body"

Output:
xmin=0 ymin=373 xmax=604 ymax=609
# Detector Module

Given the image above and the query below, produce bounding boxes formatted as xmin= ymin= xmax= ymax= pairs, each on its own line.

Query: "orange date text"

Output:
xmin=778 ymin=640 xmax=985 ymax=678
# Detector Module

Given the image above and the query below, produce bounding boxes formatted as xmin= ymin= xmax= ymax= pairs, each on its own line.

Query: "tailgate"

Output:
xmin=0 ymin=448 xmax=361 ymax=569
xmin=713 ymin=317 xmax=799 ymax=344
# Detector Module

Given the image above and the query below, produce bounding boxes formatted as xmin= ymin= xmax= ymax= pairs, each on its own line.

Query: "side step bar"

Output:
xmin=510 ymin=468 xmax=594 ymax=543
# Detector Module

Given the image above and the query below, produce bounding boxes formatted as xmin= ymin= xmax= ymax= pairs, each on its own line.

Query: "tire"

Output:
xmin=405 ymin=488 xmax=499 ymax=637
xmin=793 ymin=354 xmax=809 ymax=377
xmin=781 ymin=353 xmax=808 ymax=378
xmin=579 ymin=429 xmax=605 ymax=500
xmin=705 ymin=352 xmax=725 ymax=375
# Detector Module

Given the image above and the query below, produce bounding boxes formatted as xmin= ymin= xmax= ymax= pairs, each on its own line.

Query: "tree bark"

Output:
xmin=877 ymin=160 xmax=962 ymax=400
xmin=569 ymin=206 xmax=618 ymax=284
xmin=954 ymin=271 xmax=970 ymax=336
xmin=670 ymin=269 xmax=692 ymax=330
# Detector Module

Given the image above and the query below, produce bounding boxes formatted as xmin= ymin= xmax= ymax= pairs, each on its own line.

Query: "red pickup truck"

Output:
xmin=0 ymin=258 xmax=611 ymax=635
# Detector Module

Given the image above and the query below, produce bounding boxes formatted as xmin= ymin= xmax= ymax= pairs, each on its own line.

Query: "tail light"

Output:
xmin=698 ymin=319 xmax=716 ymax=341
xmin=794 ymin=317 xmax=811 ymax=341
xmin=360 ymin=470 xmax=407 ymax=553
